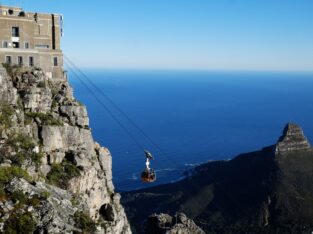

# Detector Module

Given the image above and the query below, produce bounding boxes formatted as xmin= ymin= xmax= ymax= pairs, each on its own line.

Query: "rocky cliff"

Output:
xmin=123 ymin=123 xmax=313 ymax=234
xmin=0 ymin=64 xmax=131 ymax=233
xmin=275 ymin=123 xmax=311 ymax=154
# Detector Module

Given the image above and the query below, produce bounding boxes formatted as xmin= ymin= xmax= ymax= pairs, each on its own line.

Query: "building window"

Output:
xmin=19 ymin=11 xmax=26 ymax=17
xmin=18 ymin=56 xmax=23 ymax=66
xmin=2 ymin=41 xmax=8 ymax=48
xmin=12 ymin=42 xmax=19 ymax=48
xmin=35 ymin=45 xmax=49 ymax=49
xmin=25 ymin=42 xmax=29 ymax=49
xmin=5 ymin=56 xmax=12 ymax=65
xmin=29 ymin=57 xmax=34 ymax=67
xmin=53 ymin=57 xmax=58 ymax=66
xmin=12 ymin=27 xmax=19 ymax=37
xmin=8 ymin=9 xmax=14 ymax=15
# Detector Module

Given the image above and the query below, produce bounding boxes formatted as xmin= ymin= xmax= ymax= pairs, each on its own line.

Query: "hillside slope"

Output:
xmin=122 ymin=123 xmax=313 ymax=234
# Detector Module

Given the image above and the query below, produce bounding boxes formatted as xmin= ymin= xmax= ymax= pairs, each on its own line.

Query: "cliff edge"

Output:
xmin=0 ymin=65 xmax=131 ymax=233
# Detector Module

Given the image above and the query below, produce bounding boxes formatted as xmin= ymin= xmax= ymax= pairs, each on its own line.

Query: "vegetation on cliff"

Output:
xmin=47 ymin=158 xmax=81 ymax=189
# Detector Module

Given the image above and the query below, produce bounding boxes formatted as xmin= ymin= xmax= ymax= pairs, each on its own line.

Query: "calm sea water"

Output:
xmin=68 ymin=70 xmax=313 ymax=191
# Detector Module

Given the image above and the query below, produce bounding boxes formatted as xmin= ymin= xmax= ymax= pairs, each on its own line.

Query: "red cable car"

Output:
xmin=141 ymin=150 xmax=156 ymax=183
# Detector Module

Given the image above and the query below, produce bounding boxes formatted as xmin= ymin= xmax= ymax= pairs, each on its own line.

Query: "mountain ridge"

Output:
xmin=122 ymin=123 xmax=313 ymax=234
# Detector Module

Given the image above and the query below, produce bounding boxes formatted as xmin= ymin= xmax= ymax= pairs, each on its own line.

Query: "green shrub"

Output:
xmin=71 ymin=194 xmax=80 ymax=206
xmin=0 ymin=166 xmax=30 ymax=185
xmin=47 ymin=160 xmax=81 ymax=189
xmin=0 ymin=103 xmax=14 ymax=129
xmin=11 ymin=190 xmax=28 ymax=204
xmin=29 ymin=195 xmax=41 ymax=207
xmin=51 ymin=99 xmax=58 ymax=109
xmin=30 ymin=151 xmax=44 ymax=168
xmin=25 ymin=112 xmax=63 ymax=126
xmin=40 ymin=191 xmax=51 ymax=199
xmin=74 ymin=211 xmax=96 ymax=234
xmin=0 ymin=185 xmax=6 ymax=201
xmin=10 ymin=192 xmax=41 ymax=209
xmin=7 ymin=133 xmax=35 ymax=151
xmin=9 ymin=152 xmax=26 ymax=166
xmin=3 ymin=212 xmax=36 ymax=234
xmin=0 ymin=167 xmax=30 ymax=204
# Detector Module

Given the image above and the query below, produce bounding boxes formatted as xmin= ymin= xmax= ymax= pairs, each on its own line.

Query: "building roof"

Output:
xmin=0 ymin=5 xmax=23 ymax=11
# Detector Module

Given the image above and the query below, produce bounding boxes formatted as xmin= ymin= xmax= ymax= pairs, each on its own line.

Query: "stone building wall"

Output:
xmin=0 ymin=5 xmax=63 ymax=78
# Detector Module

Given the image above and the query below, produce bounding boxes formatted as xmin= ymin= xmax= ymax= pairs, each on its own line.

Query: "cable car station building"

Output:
xmin=0 ymin=5 xmax=64 ymax=78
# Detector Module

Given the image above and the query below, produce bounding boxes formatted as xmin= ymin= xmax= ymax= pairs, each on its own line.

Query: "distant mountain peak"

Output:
xmin=275 ymin=123 xmax=311 ymax=154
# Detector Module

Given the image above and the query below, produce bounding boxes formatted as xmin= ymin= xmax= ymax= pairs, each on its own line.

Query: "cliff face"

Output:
xmin=122 ymin=123 xmax=313 ymax=234
xmin=0 ymin=65 xmax=131 ymax=233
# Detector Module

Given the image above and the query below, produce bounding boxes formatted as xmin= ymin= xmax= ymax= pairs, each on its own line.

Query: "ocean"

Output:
xmin=68 ymin=70 xmax=313 ymax=191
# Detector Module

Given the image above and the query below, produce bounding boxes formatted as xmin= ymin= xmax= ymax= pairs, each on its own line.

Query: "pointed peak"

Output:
xmin=275 ymin=123 xmax=311 ymax=154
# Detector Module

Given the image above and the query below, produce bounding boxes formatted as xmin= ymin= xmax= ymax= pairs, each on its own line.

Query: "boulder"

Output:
xmin=145 ymin=213 xmax=205 ymax=234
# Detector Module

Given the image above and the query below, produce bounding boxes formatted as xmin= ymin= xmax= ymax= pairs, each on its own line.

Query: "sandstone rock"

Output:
xmin=41 ymin=125 xmax=94 ymax=153
xmin=60 ymin=105 xmax=89 ymax=127
xmin=0 ymin=67 xmax=131 ymax=233
xmin=275 ymin=123 xmax=311 ymax=154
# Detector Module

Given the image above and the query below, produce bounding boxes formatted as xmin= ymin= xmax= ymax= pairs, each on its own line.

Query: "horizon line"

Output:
xmin=65 ymin=66 xmax=313 ymax=74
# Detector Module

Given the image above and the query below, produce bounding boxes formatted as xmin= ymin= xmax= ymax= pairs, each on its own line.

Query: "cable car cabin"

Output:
xmin=141 ymin=169 xmax=156 ymax=183
xmin=142 ymin=150 xmax=156 ymax=183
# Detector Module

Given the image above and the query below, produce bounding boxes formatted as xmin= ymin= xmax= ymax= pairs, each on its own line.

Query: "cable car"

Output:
xmin=141 ymin=150 xmax=156 ymax=183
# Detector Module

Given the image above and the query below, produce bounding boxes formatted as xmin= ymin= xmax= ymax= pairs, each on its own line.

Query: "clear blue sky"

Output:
xmin=2 ymin=0 xmax=313 ymax=71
